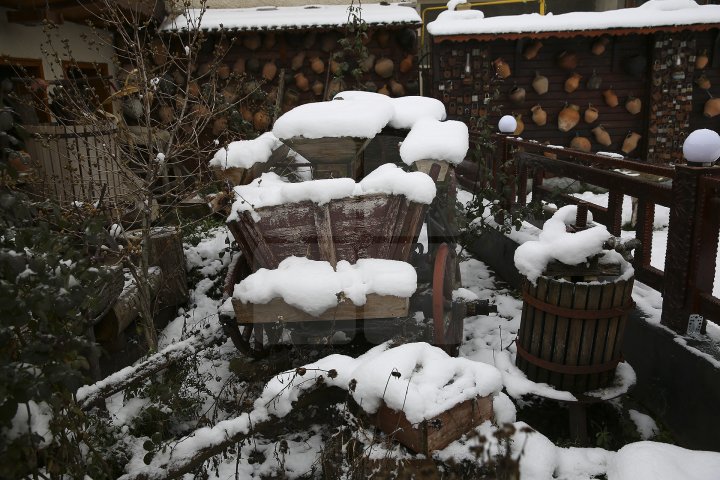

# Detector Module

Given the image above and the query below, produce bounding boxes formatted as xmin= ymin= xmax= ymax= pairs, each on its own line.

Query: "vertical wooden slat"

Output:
xmin=561 ymin=284 xmax=589 ymax=391
xmin=516 ymin=280 xmax=535 ymax=373
xmin=548 ymin=281 xmax=573 ymax=388
xmin=525 ymin=277 xmax=549 ymax=382
xmin=537 ymin=279 xmax=562 ymax=385
xmin=588 ymin=281 xmax=616 ymax=391
xmin=314 ymin=203 xmax=337 ymax=268
xmin=598 ymin=279 xmax=627 ymax=388
xmin=575 ymin=284 xmax=602 ymax=393
xmin=377 ymin=195 xmax=403 ymax=259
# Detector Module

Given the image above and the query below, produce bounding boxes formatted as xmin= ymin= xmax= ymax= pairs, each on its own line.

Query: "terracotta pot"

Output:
xmin=253 ymin=110 xmax=271 ymax=131
xmin=188 ymin=81 xmax=200 ymax=97
xmin=625 ymin=96 xmax=642 ymax=115
xmin=243 ymin=33 xmax=261 ymax=51
xmin=400 ymin=54 xmax=414 ymax=74
xmin=603 ymin=88 xmax=619 ymax=107
xmin=222 ymin=85 xmax=238 ymax=103
xmin=591 ymin=37 xmax=610 ymax=56
xmin=360 ymin=54 xmax=376 ymax=73
xmin=704 ymin=98 xmax=720 ymax=118
xmin=523 ymin=40 xmax=543 ymax=60
xmin=212 ymin=116 xmax=228 ymax=136
xmin=621 ymin=132 xmax=642 ymax=154
xmin=330 ymin=59 xmax=343 ymax=75
xmin=532 ymin=72 xmax=548 ymax=95
xmin=375 ymin=58 xmax=395 ymax=78
xmin=696 ymin=74 xmax=711 ymax=90
xmin=514 ymin=114 xmax=525 ymax=135
xmin=217 ymin=64 xmax=231 ymax=80
xmin=584 ymin=104 xmax=599 ymax=123
xmin=311 ymin=80 xmax=324 ymax=96
xmin=557 ymin=51 xmax=578 ymax=70
xmin=587 ymin=70 xmax=602 ymax=90
xmin=564 ymin=72 xmax=582 ymax=93
xmin=509 ymin=86 xmax=526 ymax=104
xmin=558 ymin=104 xmax=580 ymax=132
xmin=378 ymin=84 xmax=390 ymax=96
xmin=158 ymin=105 xmax=174 ymax=125
xmin=294 ymin=72 xmax=309 ymax=91
xmin=696 ymin=49 xmax=709 ymax=70
xmin=262 ymin=61 xmax=278 ymax=81
xmin=310 ymin=57 xmax=325 ymax=74
xmin=376 ymin=30 xmax=391 ymax=48
xmin=389 ymin=80 xmax=405 ymax=97
xmin=263 ymin=32 xmax=276 ymax=50
xmin=570 ymin=135 xmax=592 ymax=152
xmin=592 ymin=125 xmax=612 ymax=147
xmin=240 ymin=106 xmax=254 ymax=122
xmin=291 ymin=52 xmax=305 ymax=71
xmin=531 ymin=104 xmax=547 ymax=126
xmin=493 ymin=58 xmax=511 ymax=79
xmin=233 ymin=58 xmax=246 ymax=76
xmin=198 ymin=62 xmax=212 ymax=76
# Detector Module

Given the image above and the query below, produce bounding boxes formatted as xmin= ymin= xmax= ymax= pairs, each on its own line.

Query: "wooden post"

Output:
xmin=147 ymin=227 xmax=189 ymax=308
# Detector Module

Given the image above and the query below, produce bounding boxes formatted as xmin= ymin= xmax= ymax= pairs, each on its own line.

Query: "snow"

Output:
xmin=6 ymin=400 xmax=53 ymax=447
xmin=683 ymin=129 xmax=720 ymax=164
xmin=160 ymin=3 xmax=421 ymax=32
xmin=228 ymin=164 xmax=436 ymax=221
xmin=514 ymin=205 xmax=633 ymax=284
xmin=607 ymin=441 xmax=720 ymax=480
xmin=233 ymin=256 xmax=417 ymax=316
xmin=272 ymin=97 xmax=394 ymax=140
xmin=427 ymin=0 xmax=720 ymax=36
xmin=334 ymin=91 xmax=448 ymax=130
xmin=628 ymin=409 xmax=659 ymax=440
xmin=209 ymin=132 xmax=281 ymax=170
xmin=399 ymin=117 xmax=469 ymax=166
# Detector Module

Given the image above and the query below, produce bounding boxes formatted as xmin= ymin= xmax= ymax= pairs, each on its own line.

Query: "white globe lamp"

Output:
xmin=683 ymin=129 xmax=720 ymax=166
xmin=498 ymin=115 xmax=517 ymax=134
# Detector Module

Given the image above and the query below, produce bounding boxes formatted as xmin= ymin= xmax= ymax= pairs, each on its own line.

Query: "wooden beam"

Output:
xmin=6 ymin=7 xmax=63 ymax=25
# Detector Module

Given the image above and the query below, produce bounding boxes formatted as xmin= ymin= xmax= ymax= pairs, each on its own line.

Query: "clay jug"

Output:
xmin=587 ymin=70 xmax=602 ymax=90
xmin=704 ymin=97 xmax=720 ymax=118
xmin=603 ymin=88 xmax=619 ymax=107
xmin=592 ymin=37 xmax=610 ymax=56
xmin=523 ymin=40 xmax=543 ymax=60
xmin=233 ymin=58 xmax=246 ymax=76
xmin=584 ymin=104 xmax=599 ymax=123
xmin=570 ymin=135 xmax=592 ymax=152
xmin=311 ymin=80 xmax=324 ymax=96
xmin=621 ymin=132 xmax=642 ymax=154
xmin=212 ymin=116 xmax=228 ymax=136
xmin=696 ymin=49 xmax=709 ymax=70
xmin=564 ymin=72 xmax=582 ymax=93
xmin=376 ymin=30 xmax=391 ymax=48
xmin=557 ymin=51 xmax=578 ymax=70
xmin=509 ymin=86 xmax=526 ymax=104
xmin=360 ymin=54 xmax=376 ymax=73
xmin=310 ymin=57 xmax=325 ymax=74
xmin=531 ymin=104 xmax=547 ymax=126
xmin=625 ymin=96 xmax=642 ymax=115
xmin=262 ymin=61 xmax=278 ymax=81
xmin=378 ymin=84 xmax=390 ymax=96
xmin=400 ymin=54 xmax=414 ymax=74
xmin=696 ymin=74 xmax=711 ymax=90
xmin=389 ymin=80 xmax=405 ymax=97
xmin=198 ymin=62 xmax=211 ymax=76
xmin=261 ymin=32 xmax=276 ymax=50
xmin=532 ymin=72 xmax=549 ymax=95
xmin=330 ymin=59 xmax=343 ymax=75
xmin=374 ymin=57 xmax=394 ymax=78
xmin=253 ymin=110 xmax=271 ymax=131
xmin=240 ymin=106 xmax=253 ymax=123
xmin=294 ymin=72 xmax=309 ymax=92
xmin=243 ymin=33 xmax=261 ymax=51
xmin=291 ymin=52 xmax=305 ymax=71
xmin=558 ymin=104 xmax=580 ymax=132
xmin=592 ymin=125 xmax=612 ymax=147
xmin=514 ymin=114 xmax=525 ymax=135
xmin=493 ymin=58 xmax=511 ymax=79
xmin=188 ymin=81 xmax=200 ymax=97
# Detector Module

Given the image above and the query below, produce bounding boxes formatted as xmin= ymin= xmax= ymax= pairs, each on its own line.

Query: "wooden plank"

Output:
xmin=575 ymin=284 xmax=602 ymax=393
xmin=231 ymin=294 xmax=409 ymax=324
xmin=544 ymin=260 xmax=621 ymax=279
xmin=526 ymin=277 xmax=549 ymax=383
xmin=280 ymin=136 xmax=371 ymax=164
xmin=588 ymin=281 xmax=616 ymax=391
xmin=548 ymin=281 xmax=574 ymax=389
xmin=516 ymin=281 xmax=535 ymax=374
xmin=377 ymin=195 xmax=403 ymax=259
xmin=598 ymin=279 xmax=626 ymax=388
xmin=313 ymin=203 xmax=337 ymax=268
xmin=562 ymin=284 xmax=589 ymax=391
xmin=537 ymin=278 xmax=561 ymax=385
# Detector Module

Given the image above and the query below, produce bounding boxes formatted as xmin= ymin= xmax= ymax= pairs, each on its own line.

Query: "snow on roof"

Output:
xmin=209 ymin=132 xmax=281 ymax=170
xmin=427 ymin=0 xmax=720 ymax=37
xmin=161 ymin=3 xmax=421 ymax=32
xmin=233 ymin=256 xmax=417 ymax=316
xmin=399 ymin=117 xmax=469 ymax=166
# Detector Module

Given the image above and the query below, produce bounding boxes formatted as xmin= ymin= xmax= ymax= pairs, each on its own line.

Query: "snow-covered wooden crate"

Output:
xmin=279 ymin=136 xmax=371 ymax=180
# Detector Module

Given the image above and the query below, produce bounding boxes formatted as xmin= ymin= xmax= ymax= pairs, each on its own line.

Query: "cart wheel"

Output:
xmin=432 ymin=243 xmax=462 ymax=356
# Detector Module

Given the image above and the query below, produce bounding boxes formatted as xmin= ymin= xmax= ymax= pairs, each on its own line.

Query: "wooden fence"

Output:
xmin=468 ymin=132 xmax=720 ymax=334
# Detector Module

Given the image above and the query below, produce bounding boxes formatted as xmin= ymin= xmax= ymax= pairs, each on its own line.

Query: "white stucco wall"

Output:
xmin=0 ymin=8 xmax=116 ymax=81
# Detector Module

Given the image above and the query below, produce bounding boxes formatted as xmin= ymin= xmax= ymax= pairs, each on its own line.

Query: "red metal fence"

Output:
xmin=465 ymin=133 xmax=720 ymax=334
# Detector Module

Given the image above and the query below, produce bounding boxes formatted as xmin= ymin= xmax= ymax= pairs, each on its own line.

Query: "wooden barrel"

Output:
xmin=515 ymin=275 xmax=634 ymax=393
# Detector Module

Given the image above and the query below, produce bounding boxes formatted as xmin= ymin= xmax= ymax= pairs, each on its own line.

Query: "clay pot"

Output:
xmin=243 ymin=33 xmax=261 ymax=51
xmin=591 ymin=37 xmax=610 ymax=56
xmin=508 ymin=86 xmax=526 ymax=104
xmin=158 ymin=105 xmax=174 ymax=125
xmin=294 ymin=72 xmax=310 ymax=91
xmin=212 ymin=116 xmax=228 ymax=136
xmin=330 ymin=59 xmax=343 ymax=75
xmin=696 ymin=49 xmax=709 ymax=70
xmin=389 ymin=80 xmax=405 ymax=97
xmin=584 ymin=104 xmax=599 ymax=123
xmin=587 ymin=70 xmax=602 ymax=90
xmin=493 ymin=58 xmax=511 ymax=79
xmin=376 ymin=30 xmax=391 ymax=48
xmin=514 ymin=114 xmax=525 ymax=135
xmin=625 ymin=96 xmax=642 ymax=115
xmin=240 ymin=106 xmax=254 ymax=123
xmin=310 ymin=57 xmax=325 ymax=74
xmin=564 ymin=72 xmax=582 ymax=93
xmin=291 ymin=52 xmax=305 ymax=71
xmin=188 ymin=81 xmax=200 ymax=97
xmin=570 ymin=135 xmax=592 ymax=152
xmin=253 ymin=110 xmax=271 ymax=131
xmin=233 ymin=58 xmax=246 ymax=76
xmin=171 ymin=69 xmax=185 ymax=86
xmin=523 ymin=40 xmax=543 ymax=60
xmin=378 ymin=84 xmax=390 ymax=96
xmin=704 ymin=98 xmax=720 ymax=118
xmin=532 ymin=71 xmax=548 ymax=95
xmin=558 ymin=104 xmax=581 ymax=132
xmin=530 ymin=105 xmax=547 ymax=126
xmin=621 ymin=132 xmax=642 ymax=154
xmin=360 ymin=54 xmax=376 ymax=73
xmin=262 ymin=61 xmax=278 ymax=81
xmin=375 ymin=58 xmax=395 ymax=78
xmin=603 ymin=88 xmax=619 ymax=107
xmin=217 ymin=64 xmax=231 ymax=80
xmin=263 ymin=32 xmax=276 ymax=50
xmin=623 ymin=55 xmax=647 ymax=77
xmin=222 ymin=85 xmax=238 ymax=104
xmin=696 ymin=74 xmax=711 ymax=90
xmin=557 ymin=51 xmax=578 ymax=70
xmin=198 ymin=62 xmax=212 ymax=76
xmin=311 ymin=81 xmax=324 ymax=96
xmin=399 ymin=54 xmax=414 ymax=74
xmin=592 ymin=125 xmax=612 ymax=147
